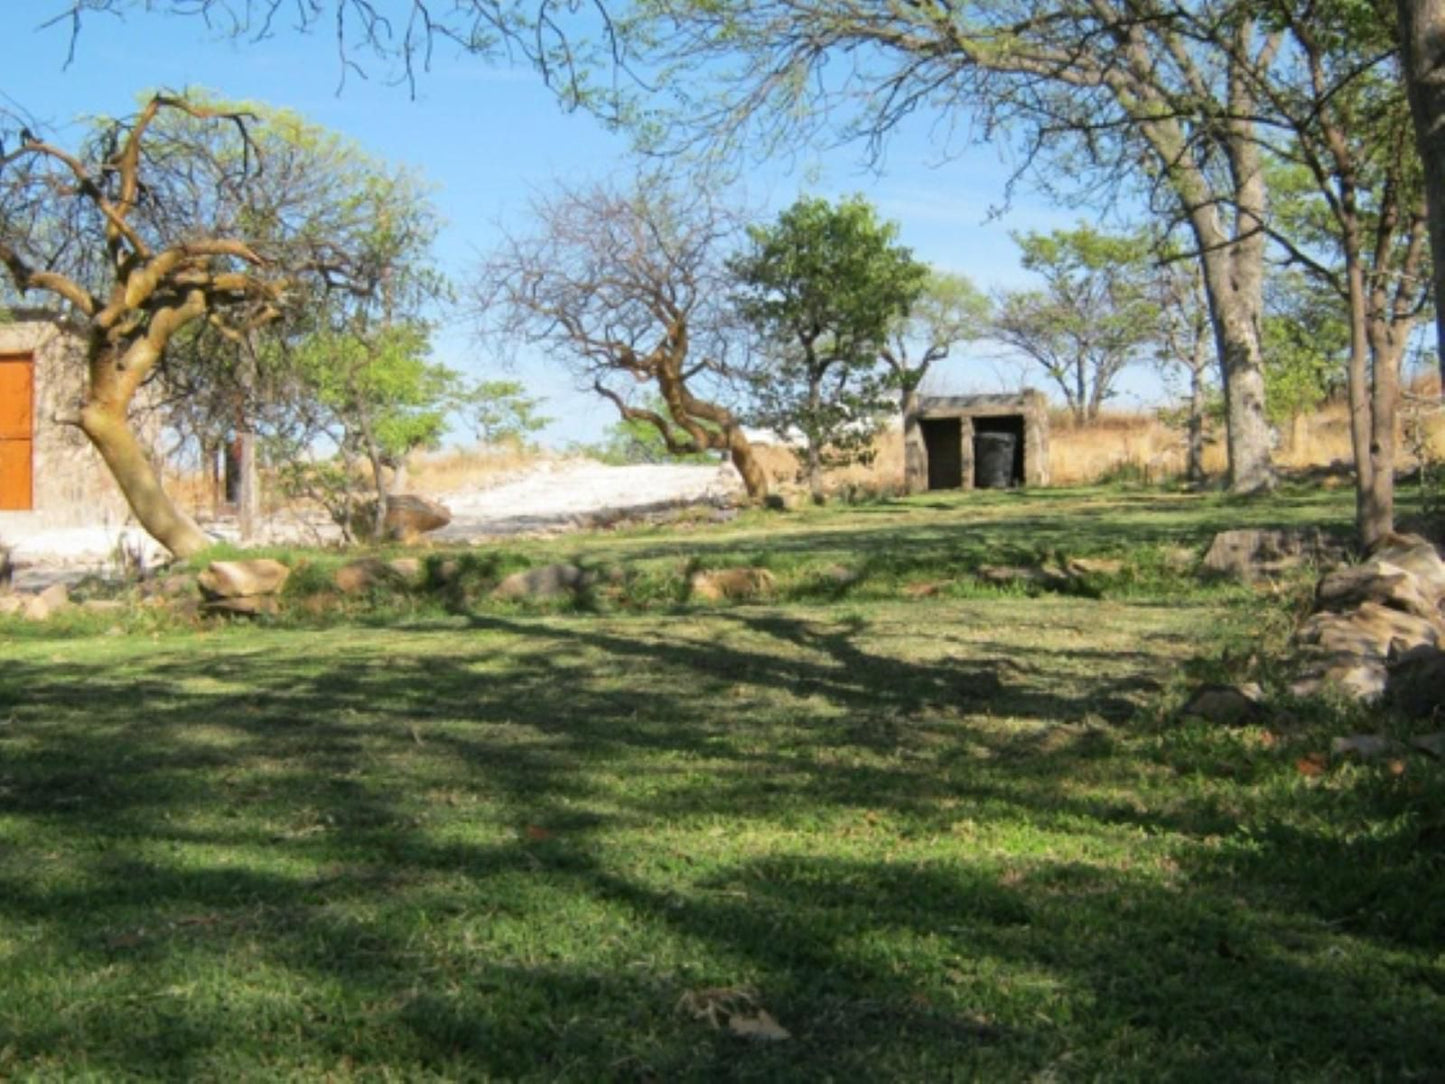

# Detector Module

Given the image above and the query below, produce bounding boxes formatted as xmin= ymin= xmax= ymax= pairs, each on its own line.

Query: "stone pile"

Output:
xmin=1291 ymin=533 xmax=1445 ymax=715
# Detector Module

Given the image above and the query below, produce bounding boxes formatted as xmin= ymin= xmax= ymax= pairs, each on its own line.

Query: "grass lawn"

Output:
xmin=1 ymin=485 xmax=1442 ymax=1080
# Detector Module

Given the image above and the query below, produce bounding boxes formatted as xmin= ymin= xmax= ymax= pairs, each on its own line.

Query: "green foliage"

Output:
xmin=1262 ymin=273 xmax=1349 ymax=424
xmin=1 ymin=482 xmax=1441 ymax=1078
xmin=731 ymin=195 xmax=928 ymax=480
xmin=469 ymin=380 xmax=550 ymax=447
xmin=994 ymin=226 xmax=1161 ymax=422
xmin=577 ymin=403 xmax=720 ymax=465
xmin=885 ymin=270 xmax=991 ymax=394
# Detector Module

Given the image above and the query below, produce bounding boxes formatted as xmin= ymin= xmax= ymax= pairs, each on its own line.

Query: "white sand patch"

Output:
xmin=2 ymin=460 xmax=743 ymax=587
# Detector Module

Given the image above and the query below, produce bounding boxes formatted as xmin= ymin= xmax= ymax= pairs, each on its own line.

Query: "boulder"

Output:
xmin=1297 ymin=601 xmax=1440 ymax=661
xmin=492 ymin=563 xmax=590 ymax=601
xmin=1065 ymin=556 xmax=1125 ymax=578
xmin=333 ymin=557 xmax=422 ymax=595
xmin=1386 ymin=644 xmax=1445 ymax=719
xmin=1201 ymin=527 xmax=1349 ymax=582
xmin=1315 ymin=562 xmax=1442 ymax=626
xmin=1330 ymin=734 xmax=1407 ymax=761
xmin=198 ymin=559 xmax=290 ymax=600
xmin=203 ymin=595 xmax=280 ymax=617
xmin=354 ymin=494 xmax=452 ymax=543
xmin=1368 ymin=533 xmax=1445 ymax=604
xmin=690 ymin=567 xmax=776 ymax=602
xmin=81 ymin=599 xmax=127 ymax=614
xmin=0 ymin=594 xmax=24 ymax=616
xmin=1410 ymin=732 xmax=1445 ymax=759
xmin=1179 ymin=682 xmax=1266 ymax=726
xmin=1291 ymin=657 xmax=1389 ymax=701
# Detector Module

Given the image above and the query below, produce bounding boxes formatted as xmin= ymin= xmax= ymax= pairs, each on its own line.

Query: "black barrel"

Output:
xmin=974 ymin=432 xmax=1017 ymax=489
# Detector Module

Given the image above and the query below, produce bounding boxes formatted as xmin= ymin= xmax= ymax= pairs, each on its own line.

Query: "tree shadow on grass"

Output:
xmin=0 ymin=609 xmax=1440 ymax=1077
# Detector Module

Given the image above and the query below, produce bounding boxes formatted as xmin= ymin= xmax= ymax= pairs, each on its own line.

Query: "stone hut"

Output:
xmin=0 ymin=313 xmax=137 ymax=528
xmin=909 ymin=391 xmax=1050 ymax=492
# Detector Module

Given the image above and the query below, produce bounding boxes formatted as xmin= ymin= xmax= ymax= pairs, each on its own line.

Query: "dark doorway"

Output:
xmin=921 ymin=417 xmax=963 ymax=489
xmin=973 ymin=415 xmax=1025 ymax=487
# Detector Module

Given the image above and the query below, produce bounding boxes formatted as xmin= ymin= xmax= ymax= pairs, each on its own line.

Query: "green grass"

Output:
xmin=1 ymin=484 xmax=1441 ymax=1080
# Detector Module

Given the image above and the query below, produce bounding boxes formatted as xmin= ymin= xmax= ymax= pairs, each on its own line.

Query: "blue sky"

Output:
xmin=6 ymin=5 xmax=1149 ymax=446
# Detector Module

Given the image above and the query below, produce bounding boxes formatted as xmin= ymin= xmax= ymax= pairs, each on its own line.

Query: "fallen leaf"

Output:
xmin=1387 ymin=759 xmax=1407 ymax=777
xmin=524 ymin=825 xmax=554 ymax=841
xmin=728 ymin=1010 xmax=791 ymax=1041
xmin=1295 ymin=753 xmax=1328 ymax=777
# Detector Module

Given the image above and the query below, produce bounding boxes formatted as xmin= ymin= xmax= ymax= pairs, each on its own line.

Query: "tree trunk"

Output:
xmin=805 ymin=370 xmax=824 ymax=500
xmin=80 ymin=402 xmax=209 ymax=558
xmin=901 ymin=388 xmax=926 ymax=494
xmin=1187 ymin=364 xmax=1206 ymax=486
xmin=1196 ymin=248 xmax=1274 ymax=492
xmin=237 ymin=430 xmax=259 ymax=541
xmin=1398 ymin=0 xmax=1445 ymax=389
xmin=1344 ymin=261 xmax=1383 ymax=548
xmin=725 ymin=426 xmax=769 ymax=500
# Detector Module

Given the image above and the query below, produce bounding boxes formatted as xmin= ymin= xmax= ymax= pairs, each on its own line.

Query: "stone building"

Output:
xmin=909 ymin=391 xmax=1051 ymax=492
xmin=0 ymin=313 xmax=137 ymax=529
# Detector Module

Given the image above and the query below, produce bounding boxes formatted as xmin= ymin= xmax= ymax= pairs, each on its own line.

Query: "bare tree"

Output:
xmin=0 ymin=94 xmax=430 ymax=555
xmin=477 ymin=176 xmax=769 ymax=499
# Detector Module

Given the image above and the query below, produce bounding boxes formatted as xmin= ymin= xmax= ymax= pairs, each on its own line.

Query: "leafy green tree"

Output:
xmin=1254 ymin=4 xmax=1429 ymax=546
xmin=880 ymin=271 xmax=990 ymax=492
xmin=992 ymin=227 xmax=1160 ymax=424
xmin=273 ymin=321 xmax=464 ymax=540
xmin=470 ymin=380 xmax=550 ymax=448
xmin=730 ymin=195 xmax=927 ymax=499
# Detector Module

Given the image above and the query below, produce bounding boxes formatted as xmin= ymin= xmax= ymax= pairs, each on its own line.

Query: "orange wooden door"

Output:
xmin=0 ymin=355 xmax=35 ymax=510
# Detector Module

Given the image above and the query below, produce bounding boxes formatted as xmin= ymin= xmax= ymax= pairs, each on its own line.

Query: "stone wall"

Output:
xmin=0 ymin=317 xmax=137 ymax=529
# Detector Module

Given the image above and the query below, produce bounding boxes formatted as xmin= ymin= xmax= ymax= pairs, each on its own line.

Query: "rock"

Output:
xmin=386 ymin=557 xmax=423 ymax=581
xmin=1290 ymin=658 xmax=1389 ymax=701
xmin=492 ymin=563 xmax=590 ymax=601
xmin=690 ymin=567 xmax=776 ymax=602
xmin=38 ymin=582 xmax=69 ymax=612
xmin=1297 ymin=601 xmax=1440 ymax=661
xmin=1065 ymin=556 xmax=1125 ymax=578
xmin=1179 ymin=682 xmax=1266 ymax=726
xmin=1409 ymin=732 xmax=1445 ymax=759
xmin=332 ymin=557 xmax=422 ymax=595
xmin=357 ymin=494 xmax=452 ymax=543
xmin=1386 ymin=644 xmax=1445 ymax=719
xmin=1315 ymin=562 xmax=1442 ymax=626
xmin=709 ymin=507 xmax=740 ymax=524
xmin=823 ymin=564 xmax=860 ymax=586
xmin=81 ymin=599 xmax=127 ymax=614
xmin=1201 ymin=527 xmax=1349 ymax=582
xmin=977 ymin=563 xmax=1070 ymax=590
xmin=0 ymin=594 xmax=23 ymax=616
xmin=198 ymin=559 xmax=290 ymax=600
xmin=1368 ymin=533 xmax=1445 ymax=595
xmin=1330 ymin=734 xmax=1406 ymax=761
xmin=203 ymin=595 xmax=280 ymax=617
xmin=19 ymin=583 xmax=70 ymax=622
xmin=763 ymin=491 xmax=804 ymax=512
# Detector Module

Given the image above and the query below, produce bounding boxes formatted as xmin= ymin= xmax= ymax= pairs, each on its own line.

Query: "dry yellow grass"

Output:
xmin=404 ymin=442 xmax=552 ymax=494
